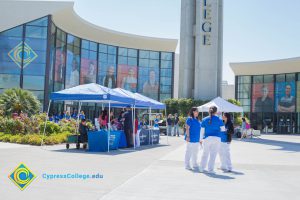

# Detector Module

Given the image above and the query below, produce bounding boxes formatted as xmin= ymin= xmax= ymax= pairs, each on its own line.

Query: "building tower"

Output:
xmin=179 ymin=0 xmax=223 ymax=100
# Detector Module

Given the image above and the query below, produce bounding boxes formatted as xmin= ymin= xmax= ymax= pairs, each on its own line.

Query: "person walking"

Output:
xmin=199 ymin=106 xmax=225 ymax=173
xmin=219 ymin=112 xmax=234 ymax=172
xmin=167 ymin=114 xmax=173 ymax=136
xmin=184 ymin=107 xmax=201 ymax=170
xmin=173 ymin=113 xmax=180 ymax=137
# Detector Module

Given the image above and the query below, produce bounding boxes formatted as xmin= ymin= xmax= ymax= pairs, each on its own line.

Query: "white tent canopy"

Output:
xmin=197 ymin=97 xmax=243 ymax=113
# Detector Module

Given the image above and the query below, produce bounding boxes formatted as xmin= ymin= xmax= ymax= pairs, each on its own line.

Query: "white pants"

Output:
xmin=185 ymin=142 xmax=200 ymax=168
xmin=135 ymin=130 xmax=140 ymax=147
xmin=200 ymin=136 xmax=221 ymax=172
xmin=219 ymin=142 xmax=232 ymax=171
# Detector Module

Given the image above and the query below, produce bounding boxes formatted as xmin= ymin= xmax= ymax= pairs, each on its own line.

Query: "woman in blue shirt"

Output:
xmin=219 ymin=112 xmax=234 ymax=172
xmin=200 ymin=106 xmax=225 ymax=173
xmin=185 ymin=107 xmax=201 ymax=170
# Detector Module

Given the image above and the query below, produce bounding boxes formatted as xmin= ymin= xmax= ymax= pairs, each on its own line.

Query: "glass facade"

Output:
xmin=0 ymin=15 xmax=174 ymax=113
xmin=0 ymin=16 xmax=48 ymax=108
xmin=236 ymin=73 xmax=300 ymax=134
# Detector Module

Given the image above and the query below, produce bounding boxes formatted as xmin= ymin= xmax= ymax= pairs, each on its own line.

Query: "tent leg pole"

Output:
xmin=76 ymin=101 xmax=82 ymax=135
xmin=165 ymin=108 xmax=168 ymax=145
xmin=41 ymin=100 xmax=51 ymax=147
xmin=108 ymin=101 xmax=111 ymax=153
xmin=133 ymin=105 xmax=135 ymax=150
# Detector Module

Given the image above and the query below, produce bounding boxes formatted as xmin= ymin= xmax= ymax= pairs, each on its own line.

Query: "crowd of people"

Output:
xmin=184 ymin=106 xmax=234 ymax=173
xmin=48 ymin=110 xmax=86 ymax=123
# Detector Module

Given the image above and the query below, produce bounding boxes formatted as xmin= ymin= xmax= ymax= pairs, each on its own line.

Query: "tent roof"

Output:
xmin=50 ymin=83 xmax=134 ymax=104
xmin=197 ymin=97 xmax=243 ymax=113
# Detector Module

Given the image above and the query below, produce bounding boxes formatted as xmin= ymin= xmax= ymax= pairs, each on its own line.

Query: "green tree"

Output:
xmin=0 ymin=88 xmax=41 ymax=117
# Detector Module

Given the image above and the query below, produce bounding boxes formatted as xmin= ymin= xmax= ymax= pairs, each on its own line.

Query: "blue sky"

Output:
xmin=74 ymin=0 xmax=300 ymax=84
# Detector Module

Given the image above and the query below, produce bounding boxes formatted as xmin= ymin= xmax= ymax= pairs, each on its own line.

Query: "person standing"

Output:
xmin=123 ymin=106 xmax=133 ymax=148
xmin=167 ymin=114 xmax=173 ymax=136
xmin=200 ymin=106 xmax=225 ymax=173
xmin=241 ymin=117 xmax=247 ymax=139
xmin=184 ymin=107 xmax=201 ymax=170
xmin=173 ymin=113 xmax=180 ymax=137
xmin=219 ymin=112 xmax=234 ymax=172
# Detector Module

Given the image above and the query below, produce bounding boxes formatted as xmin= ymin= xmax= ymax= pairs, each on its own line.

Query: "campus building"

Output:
xmin=230 ymin=57 xmax=300 ymax=134
xmin=179 ymin=0 xmax=223 ymax=100
xmin=0 ymin=1 xmax=177 ymax=115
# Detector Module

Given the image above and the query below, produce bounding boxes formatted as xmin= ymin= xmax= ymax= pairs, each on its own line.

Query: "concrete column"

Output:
xmin=194 ymin=0 xmax=223 ymax=100
xmin=179 ymin=0 xmax=196 ymax=98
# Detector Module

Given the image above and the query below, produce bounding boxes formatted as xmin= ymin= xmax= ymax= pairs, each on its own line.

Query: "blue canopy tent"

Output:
xmin=110 ymin=88 xmax=168 ymax=145
xmin=42 ymin=83 xmax=135 ymax=152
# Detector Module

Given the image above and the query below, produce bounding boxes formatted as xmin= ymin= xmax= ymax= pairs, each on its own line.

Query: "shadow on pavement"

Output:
xmin=236 ymin=137 xmax=300 ymax=152
xmin=48 ymin=144 xmax=169 ymax=156
xmin=203 ymin=172 xmax=235 ymax=180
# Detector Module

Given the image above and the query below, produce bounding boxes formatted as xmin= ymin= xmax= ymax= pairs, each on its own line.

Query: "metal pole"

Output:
xmin=165 ymin=108 xmax=168 ymax=145
xmin=76 ymin=101 xmax=82 ymax=135
xmin=41 ymin=100 xmax=52 ymax=147
xmin=150 ymin=107 xmax=153 ymax=145
xmin=108 ymin=101 xmax=111 ymax=152
xmin=132 ymin=105 xmax=136 ymax=150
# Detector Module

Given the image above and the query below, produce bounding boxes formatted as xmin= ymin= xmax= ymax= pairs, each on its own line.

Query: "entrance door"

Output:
xmin=277 ymin=113 xmax=295 ymax=134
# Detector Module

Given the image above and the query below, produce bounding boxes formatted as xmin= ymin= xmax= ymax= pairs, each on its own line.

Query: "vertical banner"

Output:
xmin=80 ymin=58 xmax=97 ymax=84
xmin=117 ymin=65 xmax=137 ymax=92
xmin=275 ymin=82 xmax=296 ymax=112
xmin=252 ymin=83 xmax=274 ymax=112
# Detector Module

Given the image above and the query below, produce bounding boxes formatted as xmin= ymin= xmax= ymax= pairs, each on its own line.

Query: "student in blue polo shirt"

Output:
xmin=199 ymin=106 xmax=225 ymax=173
xmin=219 ymin=112 xmax=234 ymax=172
xmin=184 ymin=107 xmax=201 ymax=170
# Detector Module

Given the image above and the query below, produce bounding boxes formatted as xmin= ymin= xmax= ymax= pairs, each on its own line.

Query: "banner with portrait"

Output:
xmin=80 ymin=58 xmax=97 ymax=84
xmin=65 ymin=49 xmax=80 ymax=88
xmin=138 ymin=68 xmax=159 ymax=100
xmin=275 ymin=82 xmax=296 ymax=112
xmin=117 ymin=65 xmax=137 ymax=92
xmin=99 ymin=63 xmax=117 ymax=89
xmin=252 ymin=83 xmax=274 ymax=112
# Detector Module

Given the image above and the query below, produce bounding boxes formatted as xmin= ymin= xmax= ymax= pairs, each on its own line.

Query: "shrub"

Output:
xmin=0 ymin=88 xmax=41 ymax=117
xmin=39 ymin=121 xmax=61 ymax=135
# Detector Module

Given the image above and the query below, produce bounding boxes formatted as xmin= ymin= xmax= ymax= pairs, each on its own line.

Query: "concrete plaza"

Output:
xmin=0 ymin=134 xmax=299 ymax=200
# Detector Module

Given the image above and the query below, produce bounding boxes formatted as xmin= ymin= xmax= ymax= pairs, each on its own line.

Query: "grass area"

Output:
xmin=0 ymin=132 xmax=71 ymax=145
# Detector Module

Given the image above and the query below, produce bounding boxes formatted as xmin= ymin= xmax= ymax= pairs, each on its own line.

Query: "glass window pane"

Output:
xmin=81 ymin=40 xmax=89 ymax=49
xmin=128 ymin=49 xmax=137 ymax=57
xmin=0 ymin=25 xmax=23 ymax=37
xmin=161 ymin=52 xmax=172 ymax=60
xmin=23 ymin=75 xmax=45 ymax=90
xmin=25 ymin=26 xmax=47 ymax=39
xmin=253 ymin=75 xmax=263 ymax=83
xmin=0 ymin=74 xmax=20 ymax=88
xmin=118 ymin=47 xmax=127 ymax=56
xmin=128 ymin=57 xmax=137 ymax=66
xmin=139 ymin=50 xmax=149 ymax=59
xmin=286 ymin=73 xmax=295 ymax=82
xmin=118 ymin=56 xmax=127 ymax=65
xmin=90 ymin=41 xmax=97 ymax=51
xmin=276 ymin=74 xmax=285 ymax=82
xmin=108 ymin=46 xmax=116 ymax=54
xmin=150 ymin=51 xmax=159 ymax=59
xmin=264 ymin=75 xmax=274 ymax=83
xmin=99 ymin=44 xmax=107 ymax=53
xmin=27 ymin=17 xmax=48 ymax=26
xmin=161 ymin=60 xmax=172 ymax=68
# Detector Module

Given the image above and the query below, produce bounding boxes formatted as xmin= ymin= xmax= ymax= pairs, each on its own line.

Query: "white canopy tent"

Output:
xmin=197 ymin=97 xmax=243 ymax=113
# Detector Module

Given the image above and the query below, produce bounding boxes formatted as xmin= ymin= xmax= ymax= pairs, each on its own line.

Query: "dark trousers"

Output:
xmin=124 ymin=128 xmax=133 ymax=147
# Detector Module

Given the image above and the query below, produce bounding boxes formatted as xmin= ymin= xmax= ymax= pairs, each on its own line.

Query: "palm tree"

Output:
xmin=0 ymin=88 xmax=41 ymax=117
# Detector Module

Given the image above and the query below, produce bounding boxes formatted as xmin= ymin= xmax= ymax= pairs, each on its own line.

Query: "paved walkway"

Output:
xmin=0 ymin=135 xmax=300 ymax=200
